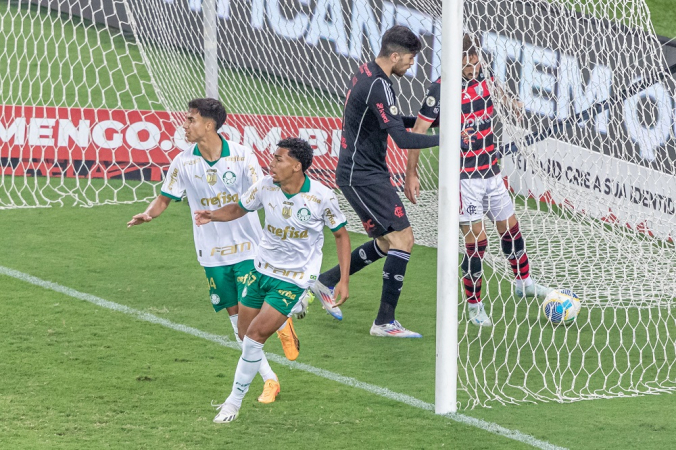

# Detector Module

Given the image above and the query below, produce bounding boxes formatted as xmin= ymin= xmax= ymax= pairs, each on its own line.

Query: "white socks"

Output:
xmin=226 ymin=336 xmax=264 ymax=408
xmin=228 ymin=314 xmax=276 ymax=382
xmin=277 ymin=320 xmax=288 ymax=332
xmin=514 ymin=276 xmax=534 ymax=290
xmin=229 ymin=314 xmax=243 ymax=345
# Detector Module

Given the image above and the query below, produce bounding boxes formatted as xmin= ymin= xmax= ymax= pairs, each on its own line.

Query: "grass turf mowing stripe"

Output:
xmin=0 ymin=264 xmax=565 ymax=450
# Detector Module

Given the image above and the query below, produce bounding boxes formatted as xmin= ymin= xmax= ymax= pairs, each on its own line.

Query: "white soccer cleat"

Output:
xmin=468 ymin=303 xmax=492 ymax=327
xmin=369 ymin=320 xmax=422 ymax=338
xmin=310 ymin=280 xmax=343 ymax=321
xmin=212 ymin=401 xmax=240 ymax=424
xmin=292 ymin=291 xmax=310 ymax=320
xmin=514 ymin=282 xmax=553 ymax=300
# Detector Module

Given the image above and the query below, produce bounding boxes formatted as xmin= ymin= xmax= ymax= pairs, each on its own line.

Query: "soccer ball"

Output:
xmin=542 ymin=289 xmax=581 ymax=325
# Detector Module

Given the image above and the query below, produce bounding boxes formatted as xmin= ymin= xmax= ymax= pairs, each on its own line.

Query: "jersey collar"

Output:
xmin=193 ymin=135 xmax=230 ymax=167
xmin=370 ymin=60 xmax=392 ymax=84
xmin=275 ymin=175 xmax=311 ymax=199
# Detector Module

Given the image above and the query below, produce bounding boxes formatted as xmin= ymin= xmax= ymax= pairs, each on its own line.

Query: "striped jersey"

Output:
xmin=417 ymin=73 xmax=500 ymax=180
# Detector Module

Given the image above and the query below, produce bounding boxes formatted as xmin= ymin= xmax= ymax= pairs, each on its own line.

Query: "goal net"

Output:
xmin=2 ymin=0 xmax=676 ymax=409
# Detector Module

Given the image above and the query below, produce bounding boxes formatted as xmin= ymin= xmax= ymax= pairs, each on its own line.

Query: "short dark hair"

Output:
xmin=378 ymin=25 xmax=422 ymax=58
xmin=188 ymin=98 xmax=227 ymax=129
xmin=278 ymin=137 xmax=313 ymax=173
xmin=463 ymin=34 xmax=480 ymax=58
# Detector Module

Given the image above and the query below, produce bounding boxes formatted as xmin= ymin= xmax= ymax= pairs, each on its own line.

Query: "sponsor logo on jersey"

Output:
xmin=223 ymin=156 xmax=245 ymax=162
xmin=194 ymin=174 xmax=203 ymax=180
xmin=222 ymin=171 xmax=237 ymax=185
xmin=167 ymin=168 xmax=179 ymax=190
xmin=266 ymin=224 xmax=309 ymax=240
xmin=324 ymin=207 xmax=337 ymax=226
xmin=474 ymin=83 xmax=484 ymax=97
xmin=183 ymin=158 xmax=200 ymax=167
xmin=375 ymin=103 xmax=389 ymax=124
xmin=245 ymin=187 xmax=258 ymax=203
xmin=200 ymin=192 xmax=239 ymax=207
xmin=262 ymin=262 xmax=305 ymax=280
xmin=206 ymin=169 xmax=218 ymax=186
xmin=249 ymin=166 xmax=258 ymax=183
xmin=210 ymin=241 xmax=252 ymax=256
xmin=301 ymin=193 xmax=321 ymax=204
xmin=297 ymin=207 xmax=311 ymax=222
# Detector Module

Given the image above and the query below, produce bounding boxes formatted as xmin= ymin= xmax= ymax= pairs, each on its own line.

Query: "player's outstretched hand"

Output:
xmin=404 ymin=174 xmax=420 ymax=204
xmin=194 ymin=210 xmax=213 ymax=226
xmin=333 ymin=280 xmax=349 ymax=307
xmin=127 ymin=213 xmax=152 ymax=228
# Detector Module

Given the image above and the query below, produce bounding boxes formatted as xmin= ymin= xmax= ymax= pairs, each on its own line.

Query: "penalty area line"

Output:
xmin=0 ymin=265 xmax=566 ymax=450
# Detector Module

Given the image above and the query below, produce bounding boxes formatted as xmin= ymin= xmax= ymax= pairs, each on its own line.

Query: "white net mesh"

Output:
xmin=2 ymin=0 xmax=676 ymax=409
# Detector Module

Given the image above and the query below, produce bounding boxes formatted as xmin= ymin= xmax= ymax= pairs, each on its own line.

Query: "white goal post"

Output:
xmin=2 ymin=0 xmax=676 ymax=410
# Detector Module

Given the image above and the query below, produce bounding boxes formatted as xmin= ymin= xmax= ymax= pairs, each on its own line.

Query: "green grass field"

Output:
xmin=3 ymin=204 xmax=676 ymax=450
xmin=3 ymin=1 xmax=676 ymax=449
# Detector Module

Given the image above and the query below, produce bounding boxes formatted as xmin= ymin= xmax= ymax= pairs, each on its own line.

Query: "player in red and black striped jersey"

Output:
xmin=311 ymin=26 xmax=439 ymax=338
xmin=407 ymin=35 xmax=552 ymax=327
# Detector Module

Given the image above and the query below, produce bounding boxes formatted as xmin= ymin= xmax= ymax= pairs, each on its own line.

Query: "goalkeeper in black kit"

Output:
xmin=310 ymin=25 xmax=439 ymax=338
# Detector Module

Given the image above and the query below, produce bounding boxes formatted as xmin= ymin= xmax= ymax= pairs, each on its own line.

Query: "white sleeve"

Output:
xmin=321 ymin=191 xmax=347 ymax=231
xmin=244 ymin=147 xmax=265 ymax=188
xmin=160 ymin=156 xmax=185 ymax=200
xmin=239 ymin=178 xmax=265 ymax=212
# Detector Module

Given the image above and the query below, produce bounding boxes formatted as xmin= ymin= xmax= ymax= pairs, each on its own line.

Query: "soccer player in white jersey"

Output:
xmin=193 ymin=137 xmax=351 ymax=424
xmin=127 ymin=98 xmax=302 ymax=404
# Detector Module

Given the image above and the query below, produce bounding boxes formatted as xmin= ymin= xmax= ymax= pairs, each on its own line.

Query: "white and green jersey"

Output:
xmin=161 ymin=136 xmax=264 ymax=267
xmin=238 ymin=175 xmax=347 ymax=289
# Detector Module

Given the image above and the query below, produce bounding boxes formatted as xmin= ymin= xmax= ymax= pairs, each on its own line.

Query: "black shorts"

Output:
xmin=340 ymin=182 xmax=411 ymax=238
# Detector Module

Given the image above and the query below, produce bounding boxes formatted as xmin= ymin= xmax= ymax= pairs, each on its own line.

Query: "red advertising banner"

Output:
xmin=0 ymin=105 xmax=407 ymax=188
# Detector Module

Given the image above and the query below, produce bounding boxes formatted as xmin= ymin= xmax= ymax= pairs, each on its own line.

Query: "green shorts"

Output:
xmin=203 ymin=259 xmax=255 ymax=312
xmin=239 ymin=269 xmax=306 ymax=317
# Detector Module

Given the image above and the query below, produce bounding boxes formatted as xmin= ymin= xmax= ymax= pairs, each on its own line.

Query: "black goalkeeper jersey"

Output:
xmin=336 ymin=61 xmax=439 ymax=187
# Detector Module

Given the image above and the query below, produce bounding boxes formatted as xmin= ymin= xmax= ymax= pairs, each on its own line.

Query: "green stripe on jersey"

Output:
xmin=160 ymin=191 xmax=182 ymax=201
xmin=330 ymin=221 xmax=347 ymax=232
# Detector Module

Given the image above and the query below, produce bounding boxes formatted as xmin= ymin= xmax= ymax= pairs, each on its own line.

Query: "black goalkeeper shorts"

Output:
xmin=340 ymin=181 xmax=411 ymax=238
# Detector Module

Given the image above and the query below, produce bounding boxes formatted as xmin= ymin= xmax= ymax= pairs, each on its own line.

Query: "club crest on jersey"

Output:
xmin=426 ymin=96 xmax=436 ymax=107
xmin=389 ymin=105 xmax=398 ymax=115
xmin=222 ymin=171 xmax=236 ymax=185
xmin=210 ymin=294 xmax=220 ymax=305
xmin=297 ymin=207 xmax=311 ymax=222
xmin=206 ymin=169 xmax=218 ymax=186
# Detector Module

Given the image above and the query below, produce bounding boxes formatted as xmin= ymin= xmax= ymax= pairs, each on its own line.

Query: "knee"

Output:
xmin=394 ymin=227 xmax=414 ymax=252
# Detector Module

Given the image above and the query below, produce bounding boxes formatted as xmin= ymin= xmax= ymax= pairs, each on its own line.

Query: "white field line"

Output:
xmin=1 ymin=265 xmax=566 ymax=450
